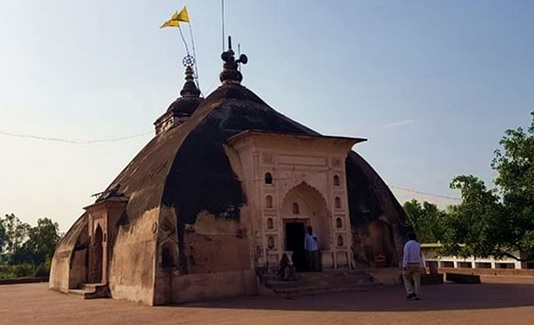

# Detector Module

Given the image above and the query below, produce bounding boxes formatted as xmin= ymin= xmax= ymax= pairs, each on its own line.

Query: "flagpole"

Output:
xmin=221 ymin=0 xmax=225 ymax=51
xmin=188 ymin=24 xmax=201 ymax=93
xmin=178 ymin=27 xmax=191 ymax=56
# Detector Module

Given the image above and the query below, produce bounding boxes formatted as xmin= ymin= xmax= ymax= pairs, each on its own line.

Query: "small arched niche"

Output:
xmin=292 ymin=202 xmax=300 ymax=215
xmin=264 ymin=172 xmax=273 ymax=185
xmin=337 ymin=235 xmax=344 ymax=247
xmin=334 ymin=197 xmax=342 ymax=209
xmin=267 ymin=236 xmax=275 ymax=249
xmin=265 ymin=195 xmax=273 ymax=209
xmin=336 ymin=217 xmax=343 ymax=229
xmin=333 ymin=175 xmax=341 ymax=186
xmin=161 ymin=242 xmax=176 ymax=269
xmin=267 ymin=218 xmax=274 ymax=230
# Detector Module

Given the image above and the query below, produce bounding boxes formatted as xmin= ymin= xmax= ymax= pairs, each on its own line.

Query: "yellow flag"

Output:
xmin=176 ymin=6 xmax=190 ymax=23
xmin=160 ymin=11 xmax=180 ymax=28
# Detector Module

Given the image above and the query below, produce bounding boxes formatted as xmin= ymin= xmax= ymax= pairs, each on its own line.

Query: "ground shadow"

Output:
xmin=174 ymin=281 xmax=534 ymax=313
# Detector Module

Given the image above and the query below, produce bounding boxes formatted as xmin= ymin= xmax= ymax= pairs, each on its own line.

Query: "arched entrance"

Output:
xmin=368 ymin=219 xmax=397 ymax=267
xmin=281 ymin=182 xmax=329 ymax=271
xmin=90 ymin=225 xmax=104 ymax=283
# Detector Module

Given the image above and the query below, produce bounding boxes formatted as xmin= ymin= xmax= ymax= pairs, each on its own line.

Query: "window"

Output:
xmin=336 ymin=217 xmax=343 ymax=228
xmin=335 ymin=197 xmax=341 ymax=209
xmin=267 ymin=218 xmax=274 ymax=230
xmin=292 ymin=202 xmax=300 ymax=214
xmin=333 ymin=175 xmax=340 ymax=186
xmin=267 ymin=236 xmax=275 ymax=249
xmin=337 ymin=235 xmax=344 ymax=247
xmin=265 ymin=195 xmax=273 ymax=208
xmin=457 ymin=262 xmax=473 ymax=268
xmin=264 ymin=172 xmax=273 ymax=184
xmin=496 ymin=263 xmax=515 ymax=269
xmin=475 ymin=262 xmax=492 ymax=269
xmin=441 ymin=261 xmax=454 ymax=268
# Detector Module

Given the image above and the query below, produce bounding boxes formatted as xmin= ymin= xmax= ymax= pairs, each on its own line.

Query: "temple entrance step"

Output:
xmin=68 ymin=283 xmax=110 ymax=299
xmin=260 ymin=270 xmax=382 ymax=298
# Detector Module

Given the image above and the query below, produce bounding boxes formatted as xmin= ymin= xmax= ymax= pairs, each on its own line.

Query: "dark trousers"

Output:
xmin=306 ymin=250 xmax=320 ymax=271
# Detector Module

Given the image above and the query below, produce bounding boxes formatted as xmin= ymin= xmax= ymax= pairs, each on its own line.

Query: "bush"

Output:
xmin=33 ymin=263 xmax=50 ymax=277
xmin=12 ymin=264 xmax=34 ymax=278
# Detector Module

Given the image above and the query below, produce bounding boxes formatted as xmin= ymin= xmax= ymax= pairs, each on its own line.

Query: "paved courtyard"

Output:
xmin=1 ymin=276 xmax=534 ymax=325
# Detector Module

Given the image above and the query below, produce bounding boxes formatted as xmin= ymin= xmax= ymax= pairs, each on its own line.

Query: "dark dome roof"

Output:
xmin=162 ymin=65 xmax=203 ymax=118
xmin=103 ymin=80 xmax=410 ymax=232
xmin=166 ymin=96 xmax=204 ymax=116
xmin=95 ymin=47 xmax=410 ymax=232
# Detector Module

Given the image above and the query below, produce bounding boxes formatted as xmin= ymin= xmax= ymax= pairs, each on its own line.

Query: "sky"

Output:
xmin=1 ymin=1 xmax=533 ymax=231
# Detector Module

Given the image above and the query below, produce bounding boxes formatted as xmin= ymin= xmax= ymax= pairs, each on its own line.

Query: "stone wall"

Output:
xmin=108 ymin=209 xmax=158 ymax=305
xmin=170 ymin=270 xmax=257 ymax=303
xmin=49 ymin=215 xmax=87 ymax=293
xmin=439 ymin=267 xmax=534 ymax=277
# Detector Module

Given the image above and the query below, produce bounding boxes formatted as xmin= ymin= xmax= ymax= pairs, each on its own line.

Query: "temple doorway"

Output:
xmin=90 ymin=225 xmax=103 ymax=283
xmin=285 ymin=222 xmax=307 ymax=271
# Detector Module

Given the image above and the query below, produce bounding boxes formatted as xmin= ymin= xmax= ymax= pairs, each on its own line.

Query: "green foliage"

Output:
xmin=402 ymin=199 xmax=445 ymax=243
xmin=441 ymin=175 xmax=506 ymax=258
xmin=0 ymin=223 xmax=5 ymax=254
xmin=12 ymin=264 xmax=35 ymax=278
xmin=23 ymin=218 xmax=61 ymax=265
xmin=0 ymin=262 xmax=51 ymax=279
xmin=443 ymin=112 xmax=534 ymax=260
xmin=0 ymin=213 xmax=30 ymax=254
xmin=0 ymin=214 xmax=60 ymax=279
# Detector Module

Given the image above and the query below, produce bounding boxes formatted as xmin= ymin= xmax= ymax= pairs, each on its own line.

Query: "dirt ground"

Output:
xmin=1 ymin=276 xmax=534 ymax=325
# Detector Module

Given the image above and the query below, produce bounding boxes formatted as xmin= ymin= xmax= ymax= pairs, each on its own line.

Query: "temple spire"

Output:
xmin=180 ymin=55 xmax=201 ymax=97
xmin=219 ymin=36 xmax=248 ymax=85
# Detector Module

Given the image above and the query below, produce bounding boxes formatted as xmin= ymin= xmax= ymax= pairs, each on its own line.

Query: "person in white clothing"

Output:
xmin=304 ymin=226 xmax=320 ymax=271
xmin=402 ymin=232 xmax=424 ymax=300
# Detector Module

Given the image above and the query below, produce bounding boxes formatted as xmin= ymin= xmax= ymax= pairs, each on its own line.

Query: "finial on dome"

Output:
xmin=219 ymin=36 xmax=248 ymax=85
xmin=180 ymin=55 xmax=201 ymax=98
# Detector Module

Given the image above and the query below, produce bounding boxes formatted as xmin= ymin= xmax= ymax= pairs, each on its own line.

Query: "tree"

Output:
xmin=11 ymin=218 xmax=61 ymax=265
xmin=491 ymin=112 xmax=534 ymax=258
xmin=0 ymin=222 xmax=5 ymax=255
xmin=0 ymin=214 xmax=30 ymax=254
xmin=441 ymin=175 xmax=506 ymax=258
xmin=403 ymin=199 xmax=445 ymax=243
xmin=443 ymin=112 xmax=534 ymax=260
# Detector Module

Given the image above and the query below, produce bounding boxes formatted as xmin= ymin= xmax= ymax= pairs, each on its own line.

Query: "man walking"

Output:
xmin=304 ymin=226 xmax=320 ymax=271
xmin=402 ymin=232 xmax=424 ymax=300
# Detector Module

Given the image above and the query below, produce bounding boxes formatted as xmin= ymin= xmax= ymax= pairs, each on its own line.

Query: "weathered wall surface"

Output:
xmin=171 ymin=270 xmax=257 ymax=303
xmin=108 ymin=208 xmax=158 ymax=305
xmin=49 ymin=215 xmax=87 ymax=293
xmin=184 ymin=212 xmax=251 ymax=274
xmin=153 ymin=207 xmax=255 ymax=305
xmin=368 ymin=267 xmax=402 ymax=285
xmin=68 ymin=248 xmax=87 ymax=289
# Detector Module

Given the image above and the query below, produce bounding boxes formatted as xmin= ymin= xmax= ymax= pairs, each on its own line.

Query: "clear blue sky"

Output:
xmin=1 ymin=1 xmax=533 ymax=230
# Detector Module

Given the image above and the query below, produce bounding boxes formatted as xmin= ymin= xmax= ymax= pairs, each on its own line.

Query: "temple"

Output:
xmin=50 ymin=43 xmax=411 ymax=305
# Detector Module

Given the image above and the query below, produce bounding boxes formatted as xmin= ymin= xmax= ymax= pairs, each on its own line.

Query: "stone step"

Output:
xmin=446 ymin=273 xmax=481 ymax=284
xmin=272 ymin=282 xmax=382 ymax=297
xmin=265 ymin=275 xmax=374 ymax=289
xmin=68 ymin=283 xmax=109 ymax=299
xmin=67 ymin=288 xmax=92 ymax=299
xmin=79 ymin=283 xmax=105 ymax=291
xmin=260 ymin=270 xmax=381 ymax=298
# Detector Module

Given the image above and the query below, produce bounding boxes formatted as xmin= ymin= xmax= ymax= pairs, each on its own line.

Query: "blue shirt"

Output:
xmin=304 ymin=233 xmax=319 ymax=252
xmin=402 ymin=240 xmax=424 ymax=267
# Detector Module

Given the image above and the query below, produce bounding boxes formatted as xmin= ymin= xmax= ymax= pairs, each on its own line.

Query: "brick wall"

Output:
xmin=439 ymin=267 xmax=534 ymax=277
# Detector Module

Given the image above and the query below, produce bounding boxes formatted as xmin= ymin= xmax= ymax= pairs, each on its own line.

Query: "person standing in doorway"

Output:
xmin=402 ymin=232 xmax=424 ymax=300
xmin=304 ymin=226 xmax=320 ymax=271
